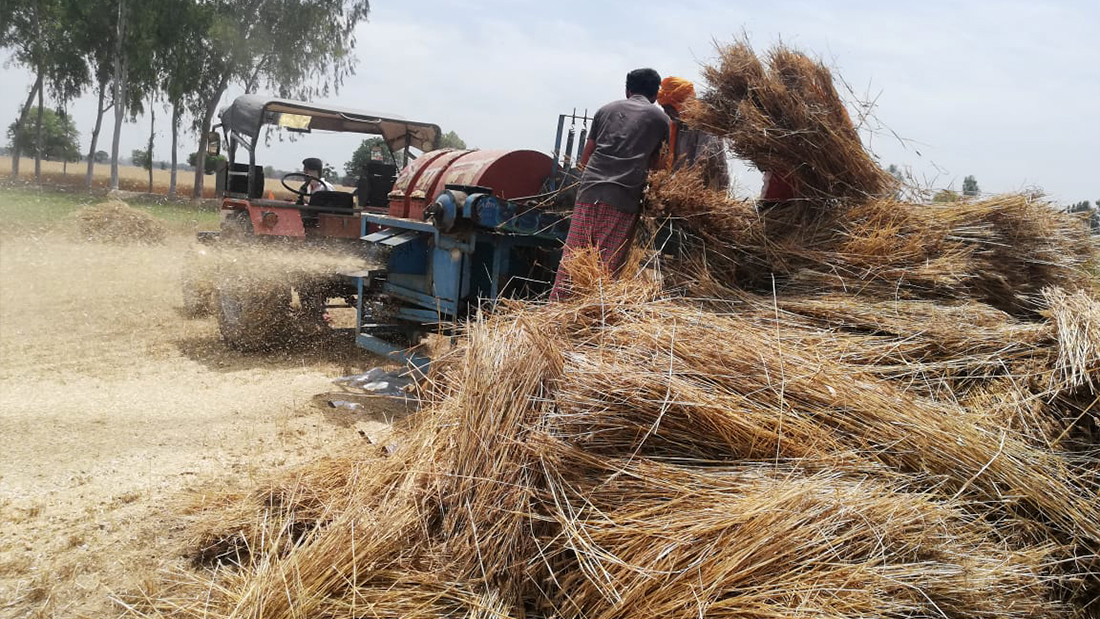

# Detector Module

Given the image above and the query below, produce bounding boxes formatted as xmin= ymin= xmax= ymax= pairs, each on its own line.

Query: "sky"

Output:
xmin=2 ymin=0 xmax=1098 ymax=202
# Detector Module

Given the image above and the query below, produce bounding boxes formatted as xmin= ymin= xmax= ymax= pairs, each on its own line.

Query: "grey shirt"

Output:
xmin=576 ymin=94 xmax=670 ymax=213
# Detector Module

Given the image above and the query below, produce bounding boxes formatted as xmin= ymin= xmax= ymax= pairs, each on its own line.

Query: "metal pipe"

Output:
xmin=550 ymin=114 xmax=566 ymax=183
xmin=562 ymin=120 xmax=576 ymax=171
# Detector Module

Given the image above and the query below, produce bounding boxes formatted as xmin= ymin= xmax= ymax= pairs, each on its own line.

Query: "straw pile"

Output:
xmin=73 ymin=199 xmax=167 ymax=245
xmin=126 ymin=41 xmax=1100 ymax=618
xmin=685 ymin=41 xmax=895 ymax=203
xmin=184 ymin=243 xmax=377 ymax=350
xmin=647 ymin=167 xmax=1099 ymax=316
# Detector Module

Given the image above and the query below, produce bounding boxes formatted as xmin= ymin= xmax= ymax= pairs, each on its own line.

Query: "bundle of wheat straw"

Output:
xmin=685 ymin=41 xmax=895 ymax=203
xmin=125 ymin=37 xmax=1100 ymax=618
xmin=126 ymin=258 xmax=1097 ymax=618
xmin=73 ymin=199 xmax=167 ymax=245
xmin=647 ymin=167 xmax=1100 ymax=315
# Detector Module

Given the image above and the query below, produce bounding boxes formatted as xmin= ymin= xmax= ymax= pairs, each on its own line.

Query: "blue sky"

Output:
xmin=3 ymin=0 xmax=1098 ymax=202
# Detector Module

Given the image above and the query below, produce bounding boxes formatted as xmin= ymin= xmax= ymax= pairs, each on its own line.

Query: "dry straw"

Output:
xmin=125 ymin=40 xmax=1100 ymax=617
xmin=73 ymin=199 xmax=167 ymax=245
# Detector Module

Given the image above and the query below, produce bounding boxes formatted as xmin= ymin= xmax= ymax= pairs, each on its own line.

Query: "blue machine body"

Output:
xmin=355 ymin=189 xmax=571 ymax=368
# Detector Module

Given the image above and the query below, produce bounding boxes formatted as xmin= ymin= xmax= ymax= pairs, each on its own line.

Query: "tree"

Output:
xmin=107 ymin=0 xmax=161 ymax=191
xmin=154 ymin=0 xmax=212 ymax=198
xmin=2 ymin=0 xmax=89 ymax=179
xmin=6 ymin=107 xmax=80 ymax=162
xmin=188 ymin=0 xmax=372 ymax=200
xmin=439 ymin=130 xmax=466 ymax=150
xmin=132 ymin=148 xmax=152 ymax=170
xmin=345 ymin=129 xmax=466 ymax=177
xmin=94 ymin=150 xmax=110 ymax=163
xmin=962 ymin=175 xmax=980 ymax=197
xmin=322 ymin=163 xmax=339 ymax=183
xmin=70 ymin=0 xmax=127 ymax=188
xmin=933 ymin=189 xmax=960 ymax=203
xmin=345 ymin=137 xmax=396 ymax=175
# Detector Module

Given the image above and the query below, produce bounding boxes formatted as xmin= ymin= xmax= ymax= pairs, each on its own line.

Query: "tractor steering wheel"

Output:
xmin=281 ymin=172 xmax=323 ymax=204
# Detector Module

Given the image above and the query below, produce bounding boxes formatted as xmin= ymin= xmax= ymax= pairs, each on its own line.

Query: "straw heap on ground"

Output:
xmin=73 ymin=199 xmax=168 ymax=245
xmin=127 ymin=40 xmax=1100 ymax=618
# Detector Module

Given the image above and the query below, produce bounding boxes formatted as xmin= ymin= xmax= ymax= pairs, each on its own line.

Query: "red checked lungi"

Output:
xmin=549 ymin=201 xmax=639 ymax=301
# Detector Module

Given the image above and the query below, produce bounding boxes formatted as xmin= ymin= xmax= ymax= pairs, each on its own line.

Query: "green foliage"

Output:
xmin=6 ymin=107 xmax=81 ymax=161
xmin=94 ymin=150 xmax=110 ymax=163
xmin=345 ymin=137 xmax=396 ymax=175
xmin=3 ymin=0 xmax=90 ymax=102
xmin=1068 ymin=201 xmax=1099 ymax=233
xmin=962 ymin=175 xmax=980 ymax=197
xmin=187 ymin=151 xmax=227 ymax=174
xmin=933 ymin=189 xmax=960 ymax=203
xmin=345 ymin=129 xmax=467 ymax=177
xmin=188 ymin=0 xmax=372 ymax=198
xmin=322 ymin=163 xmax=339 ymax=183
xmin=439 ymin=130 xmax=467 ymax=150
xmin=132 ymin=148 xmax=152 ymax=170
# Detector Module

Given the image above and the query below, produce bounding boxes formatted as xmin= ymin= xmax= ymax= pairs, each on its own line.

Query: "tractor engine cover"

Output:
xmin=387 ymin=149 xmax=552 ymax=220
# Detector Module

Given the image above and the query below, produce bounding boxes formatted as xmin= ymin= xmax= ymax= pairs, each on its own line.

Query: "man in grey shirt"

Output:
xmin=550 ymin=68 xmax=669 ymax=301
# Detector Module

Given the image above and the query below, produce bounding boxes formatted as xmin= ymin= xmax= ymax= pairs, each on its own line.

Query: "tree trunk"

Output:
xmin=85 ymin=77 xmax=109 ymax=188
xmin=34 ymin=74 xmax=44 ymax=180
xmin=11 ymin=73 xmax=43 ymax=178
xmin=192 ymin=73 xmax=230 ymax=201
xmin=168 ymin=103 xmax=180 ymax=199
xmin=147 ymin=102 xmax=155 ymax=193
xmin=109 ymin=0 xmax=127 ymax=191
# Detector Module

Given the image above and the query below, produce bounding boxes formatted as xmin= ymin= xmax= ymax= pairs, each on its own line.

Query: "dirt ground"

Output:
xmin=0 ymin=200 xmax=398 ymax=618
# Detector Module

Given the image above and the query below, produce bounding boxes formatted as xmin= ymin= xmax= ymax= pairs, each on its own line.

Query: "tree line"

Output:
xmin=1 ymin=0 xmax=371 ymax=198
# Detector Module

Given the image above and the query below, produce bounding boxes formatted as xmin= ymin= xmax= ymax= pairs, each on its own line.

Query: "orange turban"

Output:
xmin=656 ymin=77 xmax=695 ymax=113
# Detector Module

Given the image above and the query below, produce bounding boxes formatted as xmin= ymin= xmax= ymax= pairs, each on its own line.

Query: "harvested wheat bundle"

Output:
xmin=128 ymin=257 xmax=1098 ymax=619
xmin=72 ymin=199 xmax=167 ymax=245
xmin=685 ymin=41 xmax=895 ymax=203
xmin=647 ymin=167 xmax=1100 ymax=315
xmin=125 ymin=37 xmax=1100 ymax=618
xmin=1043 ymin=287 xmax=1100 ymax=392
xmin=540 ymin=453 xmax=1057 ymax=619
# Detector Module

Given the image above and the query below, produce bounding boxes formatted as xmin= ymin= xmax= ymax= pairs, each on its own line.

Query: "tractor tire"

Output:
xmin=180 ymin=250 xmax=215 ymax=317
xmin=220 ymin=209 xmax=254 ymax=241
xmin=215 ymin=279 xmax=292 ymax=352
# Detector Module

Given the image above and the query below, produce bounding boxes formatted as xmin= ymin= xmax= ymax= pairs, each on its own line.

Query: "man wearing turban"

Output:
xmin=656 ymin=77 xmax=729 ymax=192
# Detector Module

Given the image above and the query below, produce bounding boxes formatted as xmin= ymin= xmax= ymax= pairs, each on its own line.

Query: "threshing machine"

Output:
xmin=185 ymin=95 xmax=442 ymax=349
xmin=353 ymin=112 xmax=594 ymax=368
xmin=188 ymin=94 xmax=595 ymax=365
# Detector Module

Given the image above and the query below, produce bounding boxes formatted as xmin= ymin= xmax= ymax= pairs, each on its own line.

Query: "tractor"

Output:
xmin=182 ymin=95 xmax=442 ymax=351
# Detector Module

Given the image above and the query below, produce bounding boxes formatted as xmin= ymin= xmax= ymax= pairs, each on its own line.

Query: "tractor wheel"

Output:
xmin=215 ymin=279 xmax=292 ymax=352
xmin=220 ymin=209 xmax=253 ymax=241
xmin=180 ymin=250 xmax=215 ymax=317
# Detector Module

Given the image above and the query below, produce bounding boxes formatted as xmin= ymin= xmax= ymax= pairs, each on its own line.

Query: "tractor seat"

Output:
xmin=308 ymin=190 xmax=356 ymax=211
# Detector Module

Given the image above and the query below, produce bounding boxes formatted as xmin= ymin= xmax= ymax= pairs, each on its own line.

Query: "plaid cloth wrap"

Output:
xmin=550 ymin=201 xmax=639 ymax=301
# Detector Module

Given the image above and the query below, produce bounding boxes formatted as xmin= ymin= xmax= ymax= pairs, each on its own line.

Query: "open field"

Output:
xmin=0 ymin=187 xmax=394 ymax=618
xmin=2 ymin=157 xmax=350 ymax=201
xmin=2 ymin=156 xmax=219 ymax=199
